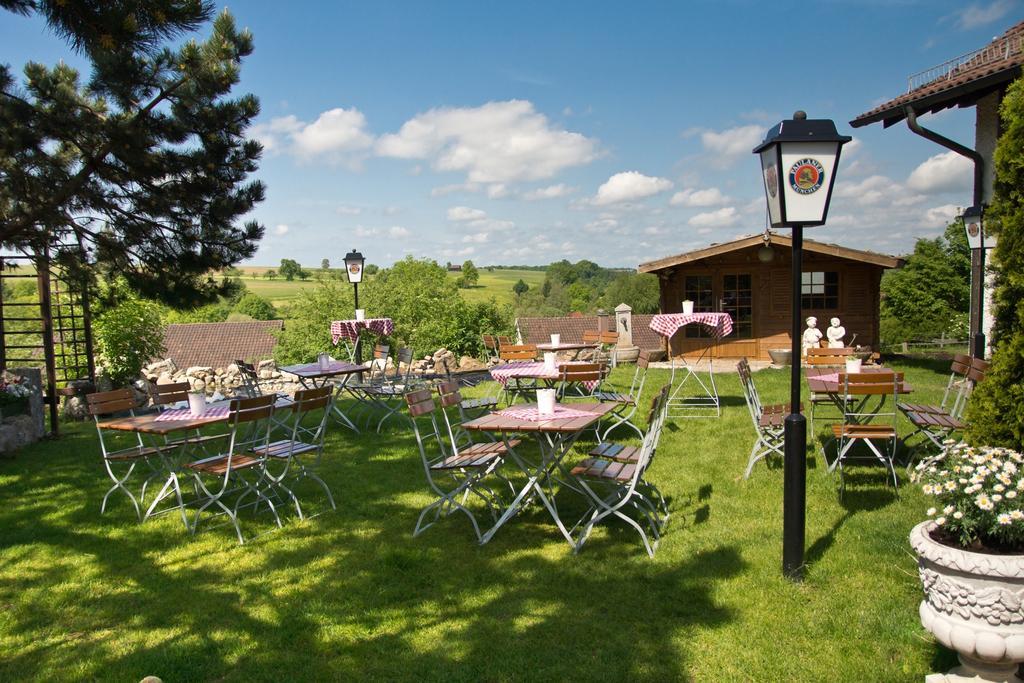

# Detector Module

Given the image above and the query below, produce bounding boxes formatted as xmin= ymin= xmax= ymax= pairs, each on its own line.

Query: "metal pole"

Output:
xmin=353 ymin=281 xmax=362 ymax=365
xmin=973 ymin=233 xmax=986 ymax=359
xmin=783 ymin=224 xmax=807 ymax=580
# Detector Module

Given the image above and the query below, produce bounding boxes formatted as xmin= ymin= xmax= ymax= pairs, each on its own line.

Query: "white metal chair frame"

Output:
xmin=405 ymin=389 xmax=511 ymax=542
xmin=829 ymin=372 xmax=902 ymax=494
xmin=184 ymin=394 xmax=278 ymax=544
xmin=737 ymin=358 xmax=801 ymax=479
xmin=354 ymin=347 xmax=420 ymax=432
xmin=88 ymin=388 xmax=172 ymax=520
xmin=594 ymin=350 xmax=651 ymax=440
xmin=253 ymin=386 xmax=336 ymax=519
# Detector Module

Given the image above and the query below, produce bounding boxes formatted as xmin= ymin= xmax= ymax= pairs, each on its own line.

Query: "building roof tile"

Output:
xmin=159 ymin=321 xmax=283 ymax=369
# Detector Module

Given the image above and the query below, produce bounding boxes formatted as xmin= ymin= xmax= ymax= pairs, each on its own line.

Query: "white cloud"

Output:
xmin=447 ymin=206 xmax=487 ymax=222
xmin=834 ymin=175 xmax=897 ymax=205
xmin=375 ymin=100 xmax=600 ymax=183
xmin=431 ymin=183 xmax=480 ymax=197
xmin=593 ymin=171 xmax=673 ymax=206
xmin=687 ymin=207 xmax=740 ymax=229
xmin=463 ymin=232 xmax=489 ymax=243
xmin=699 ymin=125 xmax=764 ymax=169
xmin=273 ymin=224 xmax=290 ymax=236
xmin=487 ymin=183 xmax=509 ymax=199
xmin=923 ymin=204 xmax=961 ymax=228
xmin=252 ymin=108 xmax=374 ymax=164
xmin=388 ymin=226 xmax=410 ymax=238
xmin=336 ymin=205 xmax=363 ymax=216
xmin=523 ymin=183 xmax=575 ymax=200
xmin=954 ymin=0 xmax=1013 ymax=29
xmin=670 ymin=187 xmax=730 ymax=207
xmin=906 ymin=152 xmax=973 ymax=194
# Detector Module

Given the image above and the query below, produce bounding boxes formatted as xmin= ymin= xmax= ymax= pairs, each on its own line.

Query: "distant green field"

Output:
xmin=233 ymin=267 xmax=546 ymax=311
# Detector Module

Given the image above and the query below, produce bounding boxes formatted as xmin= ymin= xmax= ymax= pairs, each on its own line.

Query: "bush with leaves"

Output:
xmin=232 ymin=292 xmax=277 ymax=320
xmin=968 ymin=75 xmax=1024 ymax=450
xmin=95 ymin=290 xmax=165 ymax=386
xmin=273 ymin=278 xmax=354 ymax=365
xmin=601 ymin=272 xmax=660 ymax=313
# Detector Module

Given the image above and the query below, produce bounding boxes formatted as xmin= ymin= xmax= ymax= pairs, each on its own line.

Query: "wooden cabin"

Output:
xmin=637 ymin=234 xmax=904 ymax=361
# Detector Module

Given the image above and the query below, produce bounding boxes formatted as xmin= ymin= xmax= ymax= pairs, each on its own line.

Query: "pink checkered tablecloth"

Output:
xmin=330 ymin=317 xmax=394 ymax=344
xmin=649 ymin=312 xmax=733 ymax=339
xmin=154 ymin=406 xmax=231 ymax=421
xmin=497 ymin=405 xmax=598 ymax=422
xmin=490 ymin=361 xmax=600 ymax=391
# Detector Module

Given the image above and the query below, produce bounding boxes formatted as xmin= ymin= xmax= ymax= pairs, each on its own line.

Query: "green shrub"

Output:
xmin=94 ymin=292 xmax=165 ymax=386
xmin=232 ymin=292 xmax=277 ymax=320
xmin=273 ymin=278 xmax=354 ymax=365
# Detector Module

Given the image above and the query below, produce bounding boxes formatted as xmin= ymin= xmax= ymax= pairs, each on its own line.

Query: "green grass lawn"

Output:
xmin=0 ymin=358 xmax=954 ymax=681
xmin=447 ymin=268 xmax=547 ymax=306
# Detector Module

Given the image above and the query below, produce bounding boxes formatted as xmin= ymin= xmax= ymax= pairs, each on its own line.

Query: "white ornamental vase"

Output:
xmin=910 ymin=521 xmax=1024 ymax=682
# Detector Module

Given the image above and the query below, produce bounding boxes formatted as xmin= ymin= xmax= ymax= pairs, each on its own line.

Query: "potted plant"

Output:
xmin=0 ymin=376 xmax=32 ymax=419
xmin=910 ymin=442 xmax=1024 ymax=682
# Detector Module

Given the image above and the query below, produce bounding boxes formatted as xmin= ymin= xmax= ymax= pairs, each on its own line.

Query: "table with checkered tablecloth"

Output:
xmin=649 ymin=312 xmax=733 ymax=418
xmin=330 ymin=318 xmax=394 ymax=344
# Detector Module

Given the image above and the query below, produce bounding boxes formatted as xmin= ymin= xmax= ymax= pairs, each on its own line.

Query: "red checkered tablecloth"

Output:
xmin=330 ymin=318 xmax=394 ymax=344
xmin=649 ymin=312 xmax=733 ymax=339
xmin=490 ymin=361 xmax=600 ymax=391
xmin=154 ymin=406 xmax=231 ymax=421
xmin=497 ymin=405 xmax=597 ymax=422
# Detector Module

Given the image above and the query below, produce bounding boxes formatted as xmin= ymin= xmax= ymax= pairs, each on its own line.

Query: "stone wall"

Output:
xmin=0 ymin=368 xmax=46 ymax=455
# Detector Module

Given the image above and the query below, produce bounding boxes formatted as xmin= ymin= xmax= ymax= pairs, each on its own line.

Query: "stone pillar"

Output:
xmin=12 ymin=367 xmax=45 ymax=438
xmin=596 ymin=309 xmax=609 ymax=333
xmin=614 ymin=303 xmax=633 ymax=347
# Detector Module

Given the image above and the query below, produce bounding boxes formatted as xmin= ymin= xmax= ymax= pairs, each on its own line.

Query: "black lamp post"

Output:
xmin=753 ymin=111 xmax=850 ymax=581
xmin=959 ymin=205 xmax=986 ymax=359
xmin=344 ymin=248 xmax=365 ymax=364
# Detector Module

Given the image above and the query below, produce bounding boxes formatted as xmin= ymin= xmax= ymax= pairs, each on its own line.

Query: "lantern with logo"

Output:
xmin=344 ymin=248 xmax=366 ymax=363
xmin=753 ymin=112 xmax=851 ymax=581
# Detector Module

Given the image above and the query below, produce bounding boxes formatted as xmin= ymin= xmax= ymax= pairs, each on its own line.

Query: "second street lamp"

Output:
xmin=959 ymin=205 xmax=987 ymax=359
xmin=344 ymin=248 xmax=365 ymax=364
xmin=753 ymin=111 xmax=851 ymax=580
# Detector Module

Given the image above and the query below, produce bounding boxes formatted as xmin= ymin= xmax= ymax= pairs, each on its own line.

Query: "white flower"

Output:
xmin=1011 ymin=510 xmax=1024 ymax=521
xmin=1004 ymin=462 xmax=1017 ymax=475
xmin=997 ymin=473 xmax=1012 ymax=486
xmin=943 ymin=505 xmax=954 ymax=514
xmin=994 ymin=484 xmax=1006 ymax=493
xmin=1007 ymin=491 xmax=1017 ymax=499
xmin=922 ymin=484 xmax=935 ymax=495
xmin=935 ymin=516 xmax=947 ymax=526
xmin=944 ymin=481 xmax=957 ymax=492
xmin=927 ymin=507 xmax=937 ymax=516
xmin=993 ymin=494 xmax=1003 ymax=503
xmin=976 ymin=494 xmax=994 ymax=511
xmin=953 ymin=511 xmax=964 ymax=520
xmin=997 ymin=513 xmax=1012 ymax=525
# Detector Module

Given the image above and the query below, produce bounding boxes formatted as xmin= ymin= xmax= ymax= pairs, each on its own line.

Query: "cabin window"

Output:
xmin=801 ymin=271 xmax=839 ymax=310
xmin=722 ymin=273 xmax=753 ymax=339
xmin=683 ymin=275 xmax=713 ymax=338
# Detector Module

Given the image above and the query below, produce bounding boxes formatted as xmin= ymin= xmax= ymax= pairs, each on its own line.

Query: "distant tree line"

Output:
xmin=512 ymin=259 xmax=659 ymax=316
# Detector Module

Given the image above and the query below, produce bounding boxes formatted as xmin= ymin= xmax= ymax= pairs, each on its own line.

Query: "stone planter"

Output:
xmin=767 ymin=348 xmax=792 ymax=366
xmin=910 ymin=521 xmax=1024 ymax=682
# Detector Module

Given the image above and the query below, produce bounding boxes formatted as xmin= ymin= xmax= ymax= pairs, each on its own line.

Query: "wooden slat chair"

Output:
xmin=898 ymin=353 xmax=972 ymax=417
xmin=557 ymin=362 xmax=609 ymax=401
xmin=569 ymin=384 xmax=670 ymax=557
xmin=404 ymin=389 xmax=511 ymax=542
xmin=594 ymin=349 xmax=652 ymax=440
xmin=806 ymin=347 xmax=857 ymax=431
xmin=434 ymin=382 xmax=520 ymax=481
xmin=902 ymin=357 xmax=988 ymax=457
xmin=828 ymin=371 xmax=903 ymax=494
xmin=583 ymin=330 xmax=620 ymax=366
xmin=183 ymin=394 xmax=278 ymax=544
xmin=149 ymin=381 xmax=228 ymax=452
xmin=232 ymin=359 xmax=294 ymax=430
xmin=88 ymin=388 xmax=174 ymax=520
xmin=481 ymin=334 xmax=500 ymax=363
xmin=346 ymin=344 xmax=392 ymax=422
xmin=737 ymin=358 xmax=803 ymax=478
xmin=498 ymin=343 xmax=539 ymax=404
xmin=252 ymin=386 xmax=336 ymax=519
xmin=583 ymin=384 xmax=672 ymax=527
xmin=434 ymin=379 xmax=497 ymax=426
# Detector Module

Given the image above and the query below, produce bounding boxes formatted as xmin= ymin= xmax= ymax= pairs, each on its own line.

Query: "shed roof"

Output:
xmin=160 ymin=320 xmax=283 ymax=369
xmin=851 ymin=20 xmax=1024 ymax=128
xmin=637 ymin=233 xmax=904 ymax=273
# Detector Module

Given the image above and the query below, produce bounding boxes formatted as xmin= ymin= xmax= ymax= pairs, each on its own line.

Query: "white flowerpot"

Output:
xmin=910 ymin=521 xmax=1024 ymax=682
xmin=682 ymin=300 xmax=694 ymax=315
xmin=187 ymin=392 xmax=207 ymax=416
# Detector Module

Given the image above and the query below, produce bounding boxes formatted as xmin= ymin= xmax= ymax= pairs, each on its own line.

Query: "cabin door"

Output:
xmin=714 ymin=272 xmax=758 ymax=358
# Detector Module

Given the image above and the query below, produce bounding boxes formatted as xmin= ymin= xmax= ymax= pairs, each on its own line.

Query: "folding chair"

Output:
xmin=233 ymin=359 xmax=293 ymax=429
xmin=404 ymin=389 xmax=513 ymax=542
xmin=434 ymin=379 xmax=497 ymax=427
xmin=183 ymin=394 xmax=278 ymax=544
xmin=595 ymin=349 xmax=652 ymax=440
xmin=253 ymin=386 xmax=335 ymax=519
xmin=481 ymin=334 xmax=500 ymax=363
xmin=498 ymin=343 xmax=539 ymax=405
xmin=737 ymin=358 xmax=802 ymax=478
xmin=901 ymin=357 xmax=987 ymax=459
xmin=356 ymin=347 xmax=419 ymax=431
xmin=434 ymin=380 xmax=519 ymax=469
xmin=557 ymin=362 xmax=608 ymax=401
xmin=346 ymin=344 xmax=392 ymax=421
xmin=806 ymin=347 xmax=854 ymax=432
xmin=828 ymin=371 xmax=902 ymax=493
xmin=88 ymin=388 xmax=173 ymax=520
xmin=569 ymin=384 xmax=670 ymax=557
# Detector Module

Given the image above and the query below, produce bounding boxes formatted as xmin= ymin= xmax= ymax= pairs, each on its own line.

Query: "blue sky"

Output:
xmin=3 ymin=0 xmax=1022 ymax=268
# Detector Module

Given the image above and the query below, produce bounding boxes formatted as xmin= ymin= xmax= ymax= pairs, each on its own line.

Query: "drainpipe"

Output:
xmin=904 ymin=106 xmax=986 ymax=357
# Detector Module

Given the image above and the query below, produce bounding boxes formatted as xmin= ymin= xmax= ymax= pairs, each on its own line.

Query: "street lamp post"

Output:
xmin=753 ymin=111 xmax=851 ymax=581
xmin=960 ymin=205 xmax=986 ymax=359
xmin=344 ymin=248 xmax=365 ymax=364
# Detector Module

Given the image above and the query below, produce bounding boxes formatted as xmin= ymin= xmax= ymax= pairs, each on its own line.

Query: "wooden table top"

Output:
xmin=535 ymin=342 xmax=599 ymax=352
xmin=279 ymin=360 xmax=366 ymax=380
xmin=98 ymin=412 xmax=229 ymax=435
xmin=462 ymin=402 xmax=616 ymax=433
xmin=805 ymin=366 xmax=913 ymax=394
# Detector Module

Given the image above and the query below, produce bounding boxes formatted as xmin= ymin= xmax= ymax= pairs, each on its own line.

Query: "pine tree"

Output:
xmin=0 ymin=1 xmax=265 ymax=307
xmin=967 ymin=76 xmax=1024 ymax=449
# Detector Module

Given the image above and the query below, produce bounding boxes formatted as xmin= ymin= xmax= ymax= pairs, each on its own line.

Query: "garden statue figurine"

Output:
xmin=826 ymin=317 xmax=846 ymax=348
xmin=802 ymin=317 xmax=823 ymax=357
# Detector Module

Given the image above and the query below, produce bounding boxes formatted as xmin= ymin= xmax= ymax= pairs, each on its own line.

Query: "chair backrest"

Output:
xmin=234 ymin=359 xmax=263 ymax=397
xmin=87 ymin=388 xmax=137 ymax=418
xmin=736 ymin=358 xmax=763 ymax=430
xmin=433 ymin=381 xmax=475 ymax=451
xmin=838 ymin=371 xmax=902 ymax=426
xmin=393 ymin=347 xmax=414 ymax=382
xmin=582 ymin=331 xmax=600 ymax=344
xmin=149 ymin=381 xmax=190 ymax=409
xmin=598 ymin=331 xmax=618 ymax=345
xmin=482 ymin=335 xmax=497 ymax=351
xmin=284 ymin=386 xmax=333 ymax=454
xmin=405 ymin=389 xmax=448 ymax=468
xmin=499 ymin=344 xmax=537 ymax=361
xmin=559 ymin=362 xmax=607 ymax=384
xmin=806 ymin=347 xmax=855 ymax=366
xmin=292 ymin=385 xmax=333 ymax=413
xmin=229 ymin=394 xmax=276 ymax=424
xmin=497 ymin=335 xmax=513 ymax=348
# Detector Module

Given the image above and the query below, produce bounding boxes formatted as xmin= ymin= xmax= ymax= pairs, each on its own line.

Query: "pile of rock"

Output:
xmin=141 ymin=358 xmax=304 ymax=397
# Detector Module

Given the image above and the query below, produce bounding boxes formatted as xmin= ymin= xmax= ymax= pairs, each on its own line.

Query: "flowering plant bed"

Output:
xmin=0 ymin=376 xmax=32 ymax=417
xmin=912 ymin=442 xmax=1024 ymax=554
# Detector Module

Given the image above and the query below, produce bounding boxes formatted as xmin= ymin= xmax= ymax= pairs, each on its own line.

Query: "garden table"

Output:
xmin=280 ymin=360 xmax=366 ymax=432
xmin=490 ymin=360 xmax=602 ymax=404
xmin=805 ymin=365 xmax=913 ymax=416
xmin=649 ymin=312 xmax=732 ymax=418
xmin=329 ymin=318 xmax=394 ymax=362
xmin=462 ymin=401 xmax=616 ymax=546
